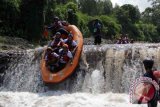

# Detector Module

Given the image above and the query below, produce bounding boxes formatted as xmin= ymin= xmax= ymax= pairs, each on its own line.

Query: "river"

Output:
xmin=1 ymin=43 xmax=160 ymax=107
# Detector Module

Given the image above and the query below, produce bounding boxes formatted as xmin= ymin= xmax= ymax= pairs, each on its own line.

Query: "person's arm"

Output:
xmin=47 ymin=26 xmax=53 ymax=29
xmin=71 ymin=41 xmax=78 ymax=54
xmin=45 ymin=55 xmax=50 ymax=66
xmin=68 ymin=51 xmax=73 ymax=65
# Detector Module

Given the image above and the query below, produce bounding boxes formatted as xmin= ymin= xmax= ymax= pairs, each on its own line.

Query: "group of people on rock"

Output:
xmin=44 ymin=17 xmax=77 ymax=72
xmin=116 ymin=34 xmax=134 ymax=44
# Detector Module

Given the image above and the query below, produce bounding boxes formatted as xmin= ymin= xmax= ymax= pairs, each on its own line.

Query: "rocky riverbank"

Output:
xmin=0 ymin=36 xmax=35 ymax=50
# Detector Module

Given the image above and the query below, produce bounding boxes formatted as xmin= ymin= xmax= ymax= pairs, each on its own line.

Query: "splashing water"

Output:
xmin=1 ymin=43 xmax=160 ymax=107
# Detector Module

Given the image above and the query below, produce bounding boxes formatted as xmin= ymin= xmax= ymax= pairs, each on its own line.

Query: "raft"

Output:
xmin=40 ymin=25 xmax=83 ymax=83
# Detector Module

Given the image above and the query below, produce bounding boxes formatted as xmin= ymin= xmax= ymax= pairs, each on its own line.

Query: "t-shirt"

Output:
xmin=59 ymin=49 xmax=73 ymax=63
xmin=63 ymin=39 xmax=77 ymax=47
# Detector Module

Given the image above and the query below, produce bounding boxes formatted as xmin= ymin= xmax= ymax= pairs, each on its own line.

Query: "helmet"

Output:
xmin=62 ymin=21 xmax=69 ymax=26
xmin=55 ymin=32 xmax=61 ymax=35
xmin=47 ymin=47 xmax=53 ymax=51
xmin=63 ymin=44 xmax=68 ymax=49
xmin=53 ymin=16 xmax=59 ymax=21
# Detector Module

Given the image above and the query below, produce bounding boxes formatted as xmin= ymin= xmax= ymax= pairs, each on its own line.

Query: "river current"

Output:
xmin=1 ymin=43 xmax=160 ymax=107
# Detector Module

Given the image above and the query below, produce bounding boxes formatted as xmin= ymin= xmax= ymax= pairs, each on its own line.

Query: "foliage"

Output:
xmin=76 ymin=12 xmax=90 ymax=37
xmin=100 ymin=16 xmax=121 ymax=39
xmin=0 ymin=0 xmax=160 ymax=43
xmin=44 ymin=0 xmax=56 ymax=25
xmin=141 ymin=7 xmax=153 ymax=23
xmin=20 ymin=0 xmax=45 ymax=41
xmin=136 ymin=22 xmax=158 ymax=41
xmin=78 ymin=0 xmax=113 ymax=16
xmin=114 ymin=4 xmax=141 ymax=39
xmin=0 ymin=0 xmax=21 ymax=37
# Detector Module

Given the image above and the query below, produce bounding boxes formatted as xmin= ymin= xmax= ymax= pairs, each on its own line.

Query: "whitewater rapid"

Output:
xmin=0 ymin=92 xmax=147 ymax=107
xmin=1 ymin=43 xmax=160 ymax=107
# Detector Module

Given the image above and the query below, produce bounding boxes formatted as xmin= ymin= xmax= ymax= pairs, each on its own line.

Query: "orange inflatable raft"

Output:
xmin=40 ymin=25 xmax=83 ymax=83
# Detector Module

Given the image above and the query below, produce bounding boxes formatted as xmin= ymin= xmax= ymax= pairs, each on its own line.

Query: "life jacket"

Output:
xmin=47 ymin=54 xmax=54 ymax=60
xmin=51 ymin=38 xmax=60 ymax=48
xmin=53 ymin=21 xmax=62 ymax=30
xmin=46 ymin=53 xmax=59 ymax=65
xmin=65 ymin=39 xmax=73 ymax=50
xmin=60 ymin=50 xmax=70 ymax=63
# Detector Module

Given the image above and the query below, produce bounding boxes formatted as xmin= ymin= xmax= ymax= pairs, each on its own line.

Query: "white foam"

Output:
xmin=0 ymin=92 xmax=148 ymax=107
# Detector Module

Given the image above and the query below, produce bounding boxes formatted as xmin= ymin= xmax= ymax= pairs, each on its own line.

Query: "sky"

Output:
xmin=110 ymin=0 xmax=152 ymax=12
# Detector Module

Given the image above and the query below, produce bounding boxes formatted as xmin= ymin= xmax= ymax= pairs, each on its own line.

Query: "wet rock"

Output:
xmin=0 ymin=52 xmax=10 ymax=73
xmin=0 ymin=52 xmax=11 ymax=85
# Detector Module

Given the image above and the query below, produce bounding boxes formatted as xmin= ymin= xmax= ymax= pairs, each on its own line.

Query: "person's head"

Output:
xmin=62 ymin=21 xmax=69 ymax=26
xmin=68 ymin=33 xmax=73 ymax=40
xmin=95 ymin=19 xmax=99 ymax=22
xmin=46 ymin=47 xmax=53 ymax=53
xmin=55 ymin=32 xmax=61 ymax=39
xmin=143 ymin=59 xmax=154 ymax=72
xmin=53 ymin=16 xmax=59 ymax=22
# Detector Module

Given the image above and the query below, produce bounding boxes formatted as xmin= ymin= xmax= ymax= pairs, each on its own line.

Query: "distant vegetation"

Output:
xmin=0 ymin=0 xmax=160 ymax=42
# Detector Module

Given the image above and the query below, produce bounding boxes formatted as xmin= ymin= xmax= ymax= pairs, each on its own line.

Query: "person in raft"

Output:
xmin=45 ymin=47 xmax=60 ymax=72
xmin=48 ymin=32 xmax=64 ymax=53
xmin=141 ymin=59 xmax=160 ymax=107
xmin=44 ymin=16 xmax=69 ymax=38
xmin=63 ymin=33 xmax=77 ymax=52
xmin=58 ymin=44 xmax=73 ymax=69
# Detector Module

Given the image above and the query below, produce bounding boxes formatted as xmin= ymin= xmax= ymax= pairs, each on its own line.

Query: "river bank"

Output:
xmin=0 ymin=36 xmax=35 ymax=51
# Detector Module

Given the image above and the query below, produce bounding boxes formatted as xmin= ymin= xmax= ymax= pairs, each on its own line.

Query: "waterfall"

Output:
xmin=0 ymin=43 xmax=160 ymax=107
xmin=1 ymin=43 xmax=160 ymax=93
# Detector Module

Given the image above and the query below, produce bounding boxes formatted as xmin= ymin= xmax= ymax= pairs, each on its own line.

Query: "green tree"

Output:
xmin=44 ymin=0 xmax=56 ymax=25
xmin=115 ymin=4 xmax=140 ymax=38
xmin=66 ymin=2 xmax=78 ymax=25
xmin=78 ymin=0 xmax=97 ymax=16
xmin=103 ymin=0 xmax=113 ymax=15
xmin=141 ymin=7 xmax=153 ymax=23
xmin=136 ymin=22 xmax=158 ymax=41
xmin=20 ymin=0 xmax=45 ymax=41
xmin=78 ymin=0 xmax=113 ymax=16
xmin=55 ymin=0 xmax=77 ymax=4
xmin=100 ymin=15 xmax=121 ymax=39
xmin=148 ymin=0 xmax=160 ymax=37
xmin=121 ymin=4 xmax=140 ymax=23
xmin=0 ymin=0 xmax=20 ymax=36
